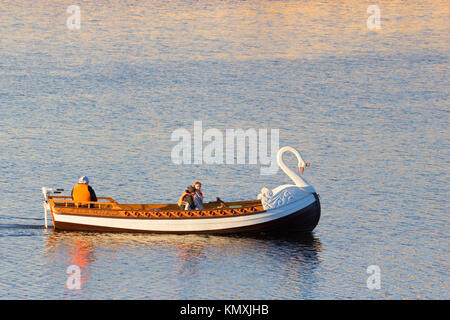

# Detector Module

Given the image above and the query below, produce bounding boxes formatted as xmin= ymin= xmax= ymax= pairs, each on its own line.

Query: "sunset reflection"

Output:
xmin=0 ymin=0 xmax=447 ymax=62
xmin=45 ymin=232 xmax=96 ymax=292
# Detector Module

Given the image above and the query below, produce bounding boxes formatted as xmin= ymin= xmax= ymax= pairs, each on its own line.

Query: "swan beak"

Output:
xmin=299 ymin=167 xmax=304 ymax=174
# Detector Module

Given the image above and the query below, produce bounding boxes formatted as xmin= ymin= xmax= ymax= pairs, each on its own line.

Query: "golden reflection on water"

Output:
xmin=44 ymin=230 xmax=322 ymax=258
xmin=43 ymin=230 xmax=322 ymax=295
xmin=0 ymin=0 xmax=447 ymax=61
xmin=45 ymin=232 xmax=96 ymax=291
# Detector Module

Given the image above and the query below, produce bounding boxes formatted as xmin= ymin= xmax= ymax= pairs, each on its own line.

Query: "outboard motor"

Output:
xmin=41 ymin=187 xmax=64 ymax=228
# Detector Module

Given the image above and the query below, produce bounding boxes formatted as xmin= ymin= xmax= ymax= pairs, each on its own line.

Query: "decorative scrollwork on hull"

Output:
xmin=258 ymin=186 xmax=306 ymax=210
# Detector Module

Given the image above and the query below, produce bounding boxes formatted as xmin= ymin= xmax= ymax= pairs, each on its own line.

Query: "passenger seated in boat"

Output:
xmin=71 ymin=176 xmax=97 ymax=203
xmin=178 ymin=185 xmax=196 ymax=210
xmin=193 ymin=181 xmax=204 ymax=210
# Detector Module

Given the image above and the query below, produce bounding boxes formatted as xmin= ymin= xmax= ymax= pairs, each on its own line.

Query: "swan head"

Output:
xmin=298 ymin=162 xmax=310 ymax=174
xmin=277 ymin=146 xmax=310 ymax=175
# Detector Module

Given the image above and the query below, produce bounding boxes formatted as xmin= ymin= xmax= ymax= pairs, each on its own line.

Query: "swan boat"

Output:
xmin=42 ymin=146 xmax=320 ymax=234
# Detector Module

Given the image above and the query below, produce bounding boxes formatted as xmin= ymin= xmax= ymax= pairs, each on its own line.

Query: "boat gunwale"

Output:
xmin=51 ymin=209 xmax=266 ymax=220
xmin=49 ymin=196 xmax=265 ymax=220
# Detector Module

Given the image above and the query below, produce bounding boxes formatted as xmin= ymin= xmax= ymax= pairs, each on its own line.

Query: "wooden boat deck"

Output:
xmin=49 ymin=196 xmax=265 ymax=219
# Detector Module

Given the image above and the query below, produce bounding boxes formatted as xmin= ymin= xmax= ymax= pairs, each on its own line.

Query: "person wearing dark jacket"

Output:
xmin=178 ymin=185 xmax=195 ymax=210
xmin=71 ymin=176 xmax=97 ymax=202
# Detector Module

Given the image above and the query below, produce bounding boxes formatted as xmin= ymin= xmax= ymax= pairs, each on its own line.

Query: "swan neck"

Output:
xmin=277 ymin=147 xmax=309 ymax=188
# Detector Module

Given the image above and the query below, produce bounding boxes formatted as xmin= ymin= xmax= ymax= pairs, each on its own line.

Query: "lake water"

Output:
xmin=0 ymin=0 xmax=448 ymax=299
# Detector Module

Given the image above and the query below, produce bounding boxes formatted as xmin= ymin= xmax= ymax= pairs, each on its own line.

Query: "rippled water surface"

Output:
xmin=0 ymin=0 xmax=448 ymax=299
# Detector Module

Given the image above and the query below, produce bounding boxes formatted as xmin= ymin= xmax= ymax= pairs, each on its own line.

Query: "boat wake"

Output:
xmin=0 ymin=223 xmax=43 ymax=230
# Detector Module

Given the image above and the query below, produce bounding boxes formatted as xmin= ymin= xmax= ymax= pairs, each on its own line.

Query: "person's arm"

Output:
xmin=71 ymin=187 xmax=74 ymax=200
xmin=186 ymin=195 xmax=195 ymax=210
xmin=88 ymin=186 xmax=97 ymax=202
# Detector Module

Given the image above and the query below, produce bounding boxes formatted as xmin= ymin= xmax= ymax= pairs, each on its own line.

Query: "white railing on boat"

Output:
xmin=50 ymin=196 xmax=118 ymax=208
xmin=42 ymin=187 xmax=118 ymax=228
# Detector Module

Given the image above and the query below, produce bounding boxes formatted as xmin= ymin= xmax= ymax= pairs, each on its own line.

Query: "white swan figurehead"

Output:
xmin=258 ymin=146 xmax=316 ymax=210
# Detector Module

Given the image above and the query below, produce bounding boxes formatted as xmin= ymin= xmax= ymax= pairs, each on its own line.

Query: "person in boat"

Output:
xmin=192 ymin=181 xmax=204 ymax=210
xmin=178 ymin=185 xmax=196 ymax=210
xmin=71 ymin=176 xmax=97 ymax=203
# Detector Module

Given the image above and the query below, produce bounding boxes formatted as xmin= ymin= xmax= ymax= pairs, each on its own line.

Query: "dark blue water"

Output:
xmin=0 ymin=0 xmax=448 ymax=299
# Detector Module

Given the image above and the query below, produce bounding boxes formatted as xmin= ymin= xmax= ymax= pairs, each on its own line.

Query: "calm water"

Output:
xmin=0 ymin=0 xmax=448 ymax=299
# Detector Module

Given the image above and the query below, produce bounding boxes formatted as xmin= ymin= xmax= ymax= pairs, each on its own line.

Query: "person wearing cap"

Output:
xmin=192 ymin=181 xmax=204 ymax=210
xmin=71 ymin=176 xmax=97 ymax=203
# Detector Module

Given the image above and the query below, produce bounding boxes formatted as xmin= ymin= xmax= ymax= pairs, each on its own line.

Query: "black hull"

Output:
xmin=221 ymin=192 xmax=321 ymax=235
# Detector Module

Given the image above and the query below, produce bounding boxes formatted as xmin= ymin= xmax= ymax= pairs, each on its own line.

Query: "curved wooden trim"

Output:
xmin=51 ymin=205 xmax=266 ymax=220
